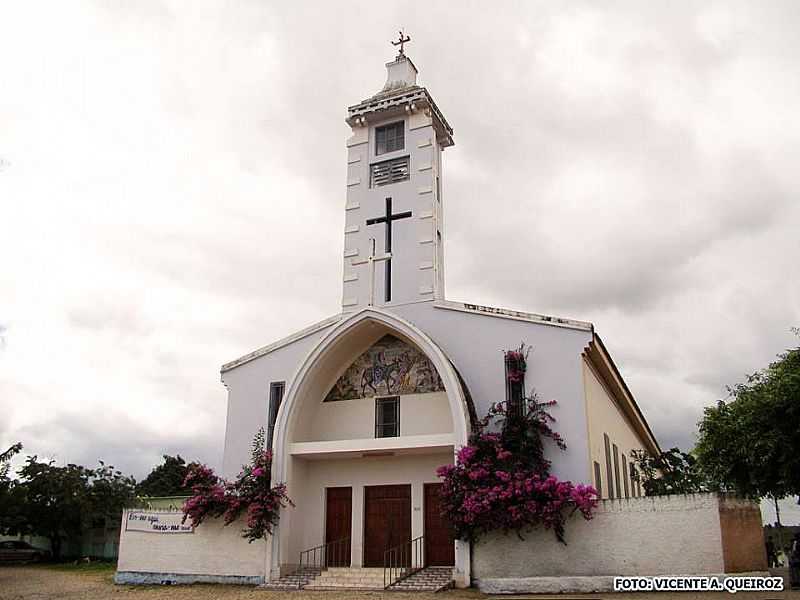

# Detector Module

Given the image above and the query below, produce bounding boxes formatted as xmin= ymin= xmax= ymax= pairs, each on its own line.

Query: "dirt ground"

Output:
xmin=1 ymin=564 xmax=799 ymax=600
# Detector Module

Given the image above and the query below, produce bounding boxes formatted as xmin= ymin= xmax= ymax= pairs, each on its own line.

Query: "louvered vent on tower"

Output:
xmin=370 ymin=156 xmax=410 ymax=187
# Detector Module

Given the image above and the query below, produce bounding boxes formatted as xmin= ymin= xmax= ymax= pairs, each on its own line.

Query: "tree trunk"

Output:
xmin=49 ymin=534 xmax=61 ymax=561
xmin=773 ymin=496 xmax=786 ymax=559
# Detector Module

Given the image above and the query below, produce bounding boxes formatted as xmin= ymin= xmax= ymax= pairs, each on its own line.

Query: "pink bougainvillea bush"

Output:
xmin=182 ymin=430 xmax=293 ymax=542
xmin=437 ymin=348 xmax=599 ymax=543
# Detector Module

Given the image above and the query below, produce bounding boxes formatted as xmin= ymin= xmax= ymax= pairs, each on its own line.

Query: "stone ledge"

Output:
xmin=477 ymin=575 xmax=616 ymax=594
xmin=114 ymin=571 xmax=263 ymax=586
xmin=476 ymin=572 xmax=772 ymax=595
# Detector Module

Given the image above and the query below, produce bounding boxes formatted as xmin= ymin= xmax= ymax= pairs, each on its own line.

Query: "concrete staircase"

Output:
xmin=259 ymin=567 xmax=322 ymax=590
xmin=260 ymin=565 xmax=455 ymax=592
xmin=388 ymin=566 xmax=455 ymax=592
xmin=303 ymin=567 xmax=386 ymax=590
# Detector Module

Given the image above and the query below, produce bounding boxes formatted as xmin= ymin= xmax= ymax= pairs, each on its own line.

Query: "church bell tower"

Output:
xmin=341 ymin=34 xmax=454 ymax=312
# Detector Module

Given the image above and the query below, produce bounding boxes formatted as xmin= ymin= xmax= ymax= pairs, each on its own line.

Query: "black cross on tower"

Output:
xmin=366 ymin=197 xmax=412 ymax=303
xmin=391 ymin=30 xmax=411 ymax=57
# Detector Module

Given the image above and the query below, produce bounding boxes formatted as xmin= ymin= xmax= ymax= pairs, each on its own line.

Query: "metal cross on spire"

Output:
xmin=391 ymin=30 xmax=411 ymax=56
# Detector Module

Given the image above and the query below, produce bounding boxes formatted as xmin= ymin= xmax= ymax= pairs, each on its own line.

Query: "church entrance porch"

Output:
xmin=270 ymin=308 xmax=473 ymax=586
xmin=279 ymin=453 xmax=456 ymax=575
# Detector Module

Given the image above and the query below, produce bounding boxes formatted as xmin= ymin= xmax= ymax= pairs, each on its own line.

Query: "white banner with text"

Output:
xmin=125 ymin=511 xmax=194 ymax=534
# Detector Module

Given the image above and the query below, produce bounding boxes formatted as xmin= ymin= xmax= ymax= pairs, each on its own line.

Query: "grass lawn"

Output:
xmin=37 ymin=560 xmax=118 ymax=575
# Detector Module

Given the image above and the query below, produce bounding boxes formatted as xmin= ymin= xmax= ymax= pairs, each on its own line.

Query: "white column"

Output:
xmin=411 ymin=481 xmax=424 ymax=565
xmin=454 ymin=539 xmax=471 ymax=587
xmin=411 ymin=482 xmax=424 ymax=538
xmin=351 ymin=484 xmax=364 ymax=567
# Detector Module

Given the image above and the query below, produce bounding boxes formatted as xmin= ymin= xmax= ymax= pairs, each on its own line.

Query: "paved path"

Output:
xmin=0 ymin=565 xmax=481 ymax=600
xmin=1 ymin=565 xmax=798 ymax=600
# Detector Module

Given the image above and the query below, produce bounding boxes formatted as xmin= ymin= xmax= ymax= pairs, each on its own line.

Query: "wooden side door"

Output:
xmin=363 ymin=485 xmax=411 ymax=567
xmin=325 ymin=487 xmax=352 ymax=567
xmin=424 ymin=483 xmax=454 ymax=566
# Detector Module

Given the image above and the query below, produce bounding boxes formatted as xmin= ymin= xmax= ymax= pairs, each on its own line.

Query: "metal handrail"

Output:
xmin=297 ymin=537 xmax=350 ymax=588
xmin=383 ymin=535 xmax=424 ymax=589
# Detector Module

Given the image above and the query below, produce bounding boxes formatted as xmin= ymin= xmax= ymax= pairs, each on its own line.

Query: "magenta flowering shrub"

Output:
xmin=182 ymin=431 xmax=293 ymax=542
xmin=437 ymin=349 xmax=599 ymax=543
xmin=181 ymin=464 xmax=228 ymax=527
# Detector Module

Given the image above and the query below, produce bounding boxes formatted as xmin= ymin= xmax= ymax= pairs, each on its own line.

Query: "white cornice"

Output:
xmin=433 ymin=300 xmax=594 ymax=332
xmin=289 ymin=433 xmax=455 ymax=459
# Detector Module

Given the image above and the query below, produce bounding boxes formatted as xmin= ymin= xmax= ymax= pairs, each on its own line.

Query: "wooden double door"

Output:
xmin=363 ymin=485 xmax=412 ymax=567
xmin=325 ymin=484 xmax=454 ymax=568
xmin=359 ymin=483 xmax=454 ymax=568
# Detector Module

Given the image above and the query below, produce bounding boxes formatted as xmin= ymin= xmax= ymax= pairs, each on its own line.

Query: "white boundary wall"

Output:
xmin=115 ymin=509 xmax=267 ymax=585
xmin=115 ymin=494 xmax=765 ymax=589
xmin=473 ymin=494 xmax=767 ymax=594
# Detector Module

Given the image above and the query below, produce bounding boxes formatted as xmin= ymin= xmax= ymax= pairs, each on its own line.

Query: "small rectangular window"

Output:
xmin=629 ymin=461 xmax=638 ymax=497
xmin=593 ymin=461 xmax=602 ymax=498
xmin=622 ymin=454 xmax=629 ymax=498
xmin=371 ymin=156 xmax=410 ymax=187
xmin=613 ymin=444 xmax=621 ymax=498
xmin=376 ymin=121 xmax=404 ymax=155
xmin=504 ymin=354 xmax=524 ymax=420
xmin=267 ymin=381 xmax=285 ymax=450
xmin=375 ymin=396 xmax=399 ymax=438
xmin=604 ymin=433 xmax=615 ymax=499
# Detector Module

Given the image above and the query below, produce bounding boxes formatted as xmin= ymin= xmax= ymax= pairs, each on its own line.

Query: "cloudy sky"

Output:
xmin=1 ymin=0 xmax=798 ymax=517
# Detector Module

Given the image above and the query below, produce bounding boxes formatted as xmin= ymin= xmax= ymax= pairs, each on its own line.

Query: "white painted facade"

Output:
xmin=213 ymin=52 xmax=660 ymax=588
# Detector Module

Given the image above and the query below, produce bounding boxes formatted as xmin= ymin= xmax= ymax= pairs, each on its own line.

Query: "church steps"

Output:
xmin=261 ymin=565 xmax=454 ymax=592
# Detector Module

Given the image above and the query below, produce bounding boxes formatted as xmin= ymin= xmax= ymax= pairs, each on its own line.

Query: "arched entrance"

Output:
xmin=269 ymin=308 xmax=472 ymax=586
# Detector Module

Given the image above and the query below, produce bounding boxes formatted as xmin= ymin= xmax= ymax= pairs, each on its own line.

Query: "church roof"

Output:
xmin=221 ymin=301 xmax=593 ymax=373
xmin=434 ymin=300 xmax=593 ymax=332
xmin=220 ymin=314 xmax=341 ymax=373
xmin=584 ymin=335 xmax=662 ymax=456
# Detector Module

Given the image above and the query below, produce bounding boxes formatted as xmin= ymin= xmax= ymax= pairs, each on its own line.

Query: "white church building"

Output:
xmin=116 ymin=41 xmax=767 ymax=592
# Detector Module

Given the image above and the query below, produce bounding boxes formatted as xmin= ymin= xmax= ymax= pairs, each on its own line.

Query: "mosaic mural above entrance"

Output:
xmin=324 ymin=334 xmax=444 ymax=402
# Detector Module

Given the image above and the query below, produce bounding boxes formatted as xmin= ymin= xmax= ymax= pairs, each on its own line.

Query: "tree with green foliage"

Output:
xmin=9 ymin=457 xmax=136 ymax=559
xmin=0 ymin=442 xmax=22 ymax=479
xmin=631 ymin=447 xmax=708 ymax=496
xmin=695 ymin=340 xmax=800 ymax=502
xmin=136 ymin=455 xmax=193 ymax=497
xmin=14 ymin=458 xmax=90 ymax=559
xmin=88 ymin=461 xmax=139 ymax=523
xmin=0 ymin=443 xmax=24 ymax=534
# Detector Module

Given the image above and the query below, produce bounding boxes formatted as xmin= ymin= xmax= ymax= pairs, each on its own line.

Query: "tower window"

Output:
xmin=604 ymin=433 xmax=614 ymax=499
xmin=371 ymin=156 xmax=409 ymax=187
xmin=622 ymin=454 xmax=629 ymax=498
xmin=375 ymin=121 xmax=404 ymax=155
xmin=375 ymin=396 xmax=399 ymax=438
xmin=593 ymin=461 xmax=602 ymax=498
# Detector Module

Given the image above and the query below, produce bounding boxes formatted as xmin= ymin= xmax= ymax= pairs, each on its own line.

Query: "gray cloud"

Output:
xmin=1 ymin=1 xmax=799 ymax=511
